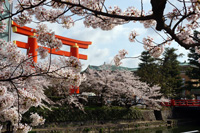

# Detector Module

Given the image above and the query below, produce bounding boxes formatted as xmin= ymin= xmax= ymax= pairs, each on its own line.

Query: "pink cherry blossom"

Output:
xmin=0 ymin=86 xmax=7 ymax=96
xmin=129 ymin=30 xmax=139 ymax=42
xmin=30 ymin=113 xmax=45 ymax=126
xmin=36 ymin=47 xmax=49 ymax=59
xmin=0 ymin=20 xmax=6 ymax=33
xmin=81 ymin=65 xmax=168 ymax=109
xmin=0 ymin=2 xmax=4 ymax=14
xmin=0 ymin=107 xmax=21 ymax=126
xmin=13 ymin=123 xmax=32 ymax=133
xmin=114 ymin=49 xmax=128 ymax=66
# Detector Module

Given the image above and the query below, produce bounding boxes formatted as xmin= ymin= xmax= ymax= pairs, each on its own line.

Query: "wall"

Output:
xmin=140 ymin=110 xmax=156 ymax=121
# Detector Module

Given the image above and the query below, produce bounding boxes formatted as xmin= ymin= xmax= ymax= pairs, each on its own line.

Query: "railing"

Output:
xmin=161 ymin=100 xmax=200 ymax=107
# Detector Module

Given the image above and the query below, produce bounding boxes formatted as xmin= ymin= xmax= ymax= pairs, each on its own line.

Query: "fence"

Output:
xmin=162 ymin=99 xmax=200 ymax=107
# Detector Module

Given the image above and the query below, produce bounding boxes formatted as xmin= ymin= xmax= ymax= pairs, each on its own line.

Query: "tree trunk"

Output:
xmin=151 ymin=0 xmax=167 ymax=31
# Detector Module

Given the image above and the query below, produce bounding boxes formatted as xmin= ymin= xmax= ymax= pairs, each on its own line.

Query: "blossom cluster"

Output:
xmin=84 ymin=15 xmax=119 ymax=30
xmin=0 ymin=86 xmax=15 ymax=112
xmin=177 ymin=29 xmax=195 ymax=45
xmin=0 ymin=20 xmax=6 ymax=33
xmin=36 ymin=47 xmax=49 ymax=59
xmin=30 ymin=113 xmax=45 ymax=126
xmin=166 ymin=8 xmax=181 ymax=20
xmin=113 ymin=49 xmax=128 ymax=66
xmin=0 ymin=2 xmax=3 ymax=14
xmin=13 ymin=0 xmax=75 ymax=28
xmin=143 ymin=36 xmax=164 ymax=58
xmin=0 ymin=107 xmax=21 ymax=126
xmin=0 ymin=39 xmax=23 ymax=64
xmin=13 ymin=123 xmax=32 ymax=133
xmin=124 ymin=6 xmax=140 ymax=17
xmin=36 ymin=24 xmax=63 ymax=50
xmin=17 ymin=88 xmax=42 ymax=113
xmin=45 ymin=56 xmax=85 ymax=88
xmin=129 ymin=30 xmax=139 ymax=42
xmin=13 ymin=12 xmax=32 ymax=27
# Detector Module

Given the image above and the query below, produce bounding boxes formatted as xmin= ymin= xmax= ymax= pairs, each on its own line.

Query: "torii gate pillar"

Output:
xmin=70 ymin=43 xmax=80 ymax=94
xmin=70 ymin=43 xmax=79 ymax=59
xmin=27 ymin=35 xmax=38 ymax=63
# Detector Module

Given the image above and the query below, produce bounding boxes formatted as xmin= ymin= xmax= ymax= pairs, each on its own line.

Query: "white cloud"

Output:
xmin=168 ymin=42 xmax=190 ymax=63
xmin=121 ymin=53 xmax=141 ymax=68
xmin=143 ymin=0 xmax=150 ymax=4
xmin=11 ymin=32 xmax=27 ymax=42
xmin=81 ymin=47 xmax=110 ymax=70
xmin=121 ymin=58 xmax=141 ymax=68
xmin=66 ymin=21 xmax=129 ymax=45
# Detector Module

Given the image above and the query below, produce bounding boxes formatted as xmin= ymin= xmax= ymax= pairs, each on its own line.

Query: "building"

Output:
xmin=179 ymin=62 xmax=200 ymax=99
xmin=0 ymin=0 xmax=12 ymax=42
xmin=84 ymin=64 xmax=137 ymax=72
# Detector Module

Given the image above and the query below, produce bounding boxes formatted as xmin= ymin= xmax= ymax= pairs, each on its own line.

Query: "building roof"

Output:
xmin=84 ymin=65 xmax=138 ymax=72
xmin=179 ymin=62 xmax=197 ymax=68
xmin=179 ymin=62 xmax=189 ymax=66
xmin=83 ymin=62 xmax=196 ymax=73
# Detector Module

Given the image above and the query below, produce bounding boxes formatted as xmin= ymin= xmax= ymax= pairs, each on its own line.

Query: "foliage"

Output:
xmin=186 ymin=47 xmax=200 ymax=90
xmin=126 ymin=107 xmax=143 ymax=120
xmin=23 ymin=106 xmax=143 ymax=123
xmin=159 ymin=48 xmax=183 ymax=97
xmin=137 ymin=48 xmax=183 ymax=97
xmin=137 ymin=51 xmax=161 ymax=87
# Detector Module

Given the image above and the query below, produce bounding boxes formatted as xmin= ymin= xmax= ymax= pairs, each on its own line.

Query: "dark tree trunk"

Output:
xmin=151 ymin=0 xmax=167 ymax=31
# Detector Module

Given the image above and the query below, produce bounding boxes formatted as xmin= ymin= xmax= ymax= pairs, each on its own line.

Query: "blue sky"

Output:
xmin=11 ymin=0 xmax=190 ymax=70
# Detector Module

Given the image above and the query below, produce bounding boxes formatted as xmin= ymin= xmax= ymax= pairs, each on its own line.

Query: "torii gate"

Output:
xmin=12 ymin=21 xmax=92 ymax=94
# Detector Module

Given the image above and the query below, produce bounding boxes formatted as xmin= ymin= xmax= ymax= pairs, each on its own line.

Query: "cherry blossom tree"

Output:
xmin=0 ymin=37 xmax=85 ymax=132
xmin=81 ymin=64 xmax=168 ymax=109
xmin=0 ymin=12 xmax=85 ymax=133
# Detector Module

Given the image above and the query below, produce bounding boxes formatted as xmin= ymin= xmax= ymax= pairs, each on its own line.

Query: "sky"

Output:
xmin=11 ymin=0 xmax=190 ymax=71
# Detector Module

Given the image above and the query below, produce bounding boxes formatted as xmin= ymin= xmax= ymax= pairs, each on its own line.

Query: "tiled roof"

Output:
xmin=83 ymin=62 xmax=196 ymax=73
xmin=86 ymin=65 xmax=138 ymax=72
xmin=179 ymin=62 xmax=198 ymax=68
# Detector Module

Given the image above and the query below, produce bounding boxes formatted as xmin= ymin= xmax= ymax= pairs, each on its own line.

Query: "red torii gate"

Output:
xmin=12 ymin=21 xmax=92 ymax=94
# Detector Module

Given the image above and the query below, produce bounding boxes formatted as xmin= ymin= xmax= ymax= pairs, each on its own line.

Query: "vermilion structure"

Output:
xmin=12 ymin=21 xmax=92 ymax=94
xmin=162 ymin=99 xmax=200 ymax=107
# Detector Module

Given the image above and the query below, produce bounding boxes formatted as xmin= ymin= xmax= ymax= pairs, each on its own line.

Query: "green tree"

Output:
xmin=160 ymin=48 xmax=183 ymax=97
xmin=137 ymin=48 xmax=183 ymax=97
xmin=137 ymin=51 xmax=161 ymax=87
xmin=186 ymin=47 xmax=200 ymax=90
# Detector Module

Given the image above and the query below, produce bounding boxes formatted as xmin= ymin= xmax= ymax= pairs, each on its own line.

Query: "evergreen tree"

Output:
xmin=137 ymin=51 xmax=161 ymax=87
xmin=137 ymin=48 xmax=183 ymax=97
xmin=160 ymin=48 xmax=183 ymax=97
xmin=186 ymin=47 xmax=200 ymax=90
